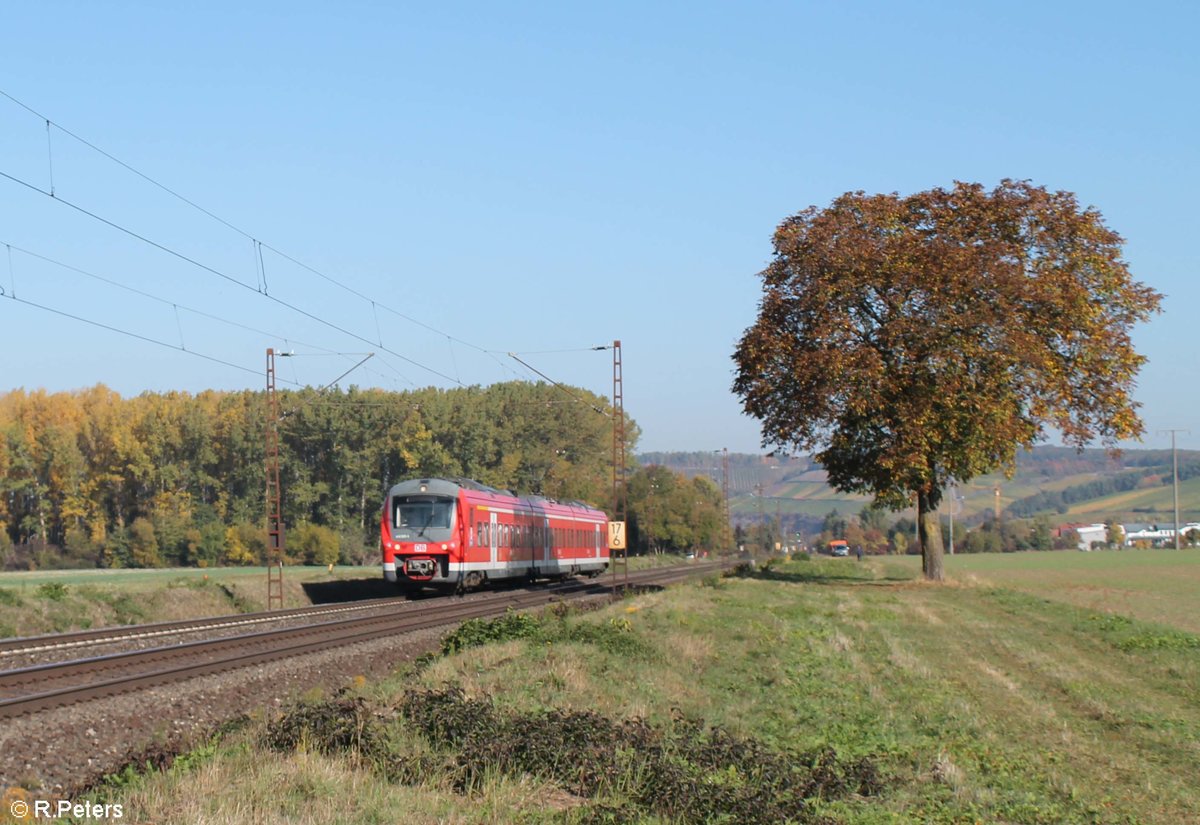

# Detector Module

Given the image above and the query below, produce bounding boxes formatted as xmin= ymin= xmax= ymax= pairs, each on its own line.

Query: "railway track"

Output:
xmin=0 ymin=596 xmax=409 ymax=658
xmin=0 ymin=561 xmax=726 ymax=719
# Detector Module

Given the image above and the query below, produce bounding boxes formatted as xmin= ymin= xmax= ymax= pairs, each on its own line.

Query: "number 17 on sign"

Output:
xmin=608 ymin=521 xmax=626 ymax=551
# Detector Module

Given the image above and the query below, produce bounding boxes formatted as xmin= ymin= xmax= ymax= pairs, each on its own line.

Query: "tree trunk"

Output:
xmin=917 ymin=488 xmax=944 ymax=581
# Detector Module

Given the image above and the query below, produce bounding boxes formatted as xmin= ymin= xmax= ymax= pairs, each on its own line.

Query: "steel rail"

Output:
xmin=0 ymin=562 xmax=728 ymax=719
xmin=0 ymin=596 xmax=407 ymax=657
xmin=0 ymin=560 xmax=726 ymax=657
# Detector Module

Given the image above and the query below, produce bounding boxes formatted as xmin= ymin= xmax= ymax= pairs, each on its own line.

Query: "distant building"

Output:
xmin=1055 ymin=522 xmax=1107 ymax=551
xmin=1122 ymin=523 xmax=1200 ymax=547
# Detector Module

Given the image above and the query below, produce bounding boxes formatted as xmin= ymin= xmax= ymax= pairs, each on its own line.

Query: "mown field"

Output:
xmin=83 ymin=552 xmax=1200 ymax=824
xmin=889 ymin=548 xmax=1200 ymax=634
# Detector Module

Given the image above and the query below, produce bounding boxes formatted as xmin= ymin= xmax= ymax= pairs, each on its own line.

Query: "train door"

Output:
xmin=489 ymin=511 xmax=498 ymax=566
xmin=594 ymin=523 xmax=601 ymax=558
xmin=543 ymin=517 xmax=551 ymax=564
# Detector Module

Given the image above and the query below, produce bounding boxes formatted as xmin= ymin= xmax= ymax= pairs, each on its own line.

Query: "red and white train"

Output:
xmin=381 ymin=477 xmax=609 ymax=591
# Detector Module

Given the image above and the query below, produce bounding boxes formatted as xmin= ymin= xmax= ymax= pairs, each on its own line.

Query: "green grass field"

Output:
xmin=887 ymin=548 xmax=1200 ymax=634
xmin=87 ymin=551 xmax=1200 ymax=824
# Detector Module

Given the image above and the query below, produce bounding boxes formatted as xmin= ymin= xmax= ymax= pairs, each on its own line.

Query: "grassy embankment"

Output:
xmin=74 ymin=550 xmax=1200 ymax=824
xmin=0 ymin=555 xmax=687 ymax=639
xmin=0 ymin=566 xmax=371 ymax=638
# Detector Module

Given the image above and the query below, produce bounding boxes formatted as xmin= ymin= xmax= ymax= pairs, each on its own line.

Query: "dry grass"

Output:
xmin=87 ymin=556 xmax=1200 ymax=823
xmin=116 ymin=733 xmax=577 ymax=825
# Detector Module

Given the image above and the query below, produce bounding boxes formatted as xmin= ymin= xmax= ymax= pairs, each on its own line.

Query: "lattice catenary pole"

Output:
xmin=721 ymin=447 xmax=731 ymax=551
xmin=265 ymin=348 xmax=285 ymax=610
xmin=611 ymin=340 xmax=627 ymax=594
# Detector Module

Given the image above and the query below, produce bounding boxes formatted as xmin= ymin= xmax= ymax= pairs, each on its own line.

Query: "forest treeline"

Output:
xmin=0 ymin=382 xmax=639 ymax=570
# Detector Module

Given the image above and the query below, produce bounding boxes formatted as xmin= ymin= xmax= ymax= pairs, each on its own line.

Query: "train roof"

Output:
xmin=387 ymin=477 xmax=509 ymax=497
xmin=386 ymin=477 xmax=605 ymax=517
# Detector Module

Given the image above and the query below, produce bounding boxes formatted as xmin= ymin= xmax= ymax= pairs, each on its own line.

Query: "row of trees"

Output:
xmin=0 ymin=381 xmax=637 ymax=569
xmin=801 ymin=507 xmax=1086 ymax=555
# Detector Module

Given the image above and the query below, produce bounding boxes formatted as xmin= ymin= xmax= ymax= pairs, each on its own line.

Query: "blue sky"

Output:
xmin=1 ymin=2 xmax=1196 ymax=455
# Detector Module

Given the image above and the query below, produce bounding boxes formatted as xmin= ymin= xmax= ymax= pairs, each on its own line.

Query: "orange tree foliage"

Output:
xmin=0 ymin=381 xmax=632 ymax=569
xmin=732 ymin=180 xmax=1161 ymax=580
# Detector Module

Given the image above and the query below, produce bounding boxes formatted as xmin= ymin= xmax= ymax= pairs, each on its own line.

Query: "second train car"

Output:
xmin=381 ymin=477 xmax=609 ymax=591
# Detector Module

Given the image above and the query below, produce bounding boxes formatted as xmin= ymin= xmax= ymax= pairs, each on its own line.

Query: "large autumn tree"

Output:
xmin=732 ymin=180 xmax=1161 ymax=580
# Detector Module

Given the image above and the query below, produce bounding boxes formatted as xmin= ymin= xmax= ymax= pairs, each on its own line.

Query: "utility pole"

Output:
xmin=722 ymin=447 xmax=731 ymax=551
xmin=611 ymin=340 xmax=627 ymax=594
xmin=1160 ymin=429 xmax=1189 ymax=550
xmin=265 ymin=348 xmax=286 ymax=610
xmin=947 ymin=478 xmax=957 ymax=555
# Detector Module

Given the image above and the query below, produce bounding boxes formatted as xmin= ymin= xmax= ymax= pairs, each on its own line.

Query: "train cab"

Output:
xmin=382 ymin=478 xmax=462 ymax=585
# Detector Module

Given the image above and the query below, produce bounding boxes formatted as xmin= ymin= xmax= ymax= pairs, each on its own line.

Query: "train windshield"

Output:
xmin=393 ymin=496 xmax=455 ymax=534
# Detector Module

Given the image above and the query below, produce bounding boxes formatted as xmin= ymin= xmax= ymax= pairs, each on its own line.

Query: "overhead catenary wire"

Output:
xmin=0 ymin=88 xmax=496 ymax=356
xmin=315 ymin=353 xmax=375 ymax=394
xmin=1 ymin=88 xmax=256 ymax=241
xmin=3 ymin=250 xmax=599 ymax=412
xmin=3 ymin=240 xmax=397 ymax=396
xmin=0 ymin=169 xmax=257 ymax=292
xmin=1 ymin=241 xmax=352 ymax=359
xmin=0 ymin=88 xmax=605 ymax=410
xmin=44 ymin=119 xmax=55 ymax=197
xmin=502 ymin=346 xmax=614 ymax=355
xmin=4 ymin=244 xmax=14 ymax=297
xmin=0 ymin=166 xmax=465 ymax=386
xmin=2 ymin=293 xmax=293 ymax=383
xmin=508 ymin=352 xmax=609 ymax=416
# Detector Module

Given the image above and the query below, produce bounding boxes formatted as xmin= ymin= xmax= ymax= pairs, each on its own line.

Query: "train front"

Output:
xmin=381 ymin=478 xmax=462 ymax=587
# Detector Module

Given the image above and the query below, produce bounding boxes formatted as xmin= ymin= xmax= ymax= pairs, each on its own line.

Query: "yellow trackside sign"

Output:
xmin=608 ymin=521 xmax=626 ymax=550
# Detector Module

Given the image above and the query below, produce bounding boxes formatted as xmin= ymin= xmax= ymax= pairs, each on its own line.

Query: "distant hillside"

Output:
xmin=638 ymin=446 xmax=1200 ymax=531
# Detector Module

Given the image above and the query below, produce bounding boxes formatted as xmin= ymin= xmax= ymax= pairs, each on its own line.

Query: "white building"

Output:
xmin=1123 ymin=523 xmax=1200 ymax=547
xmin=1074 ymin=523 xmax=1108 ymax=551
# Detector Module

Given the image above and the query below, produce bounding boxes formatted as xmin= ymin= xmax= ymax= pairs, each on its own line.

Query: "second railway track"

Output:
xmin=0 ymin=561 xmax=727 ymax=720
